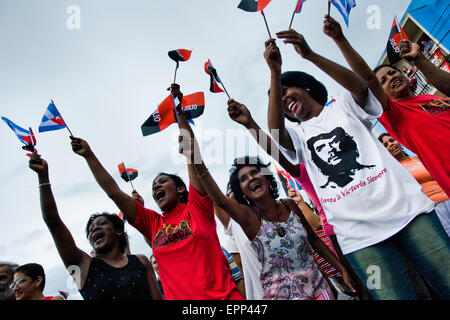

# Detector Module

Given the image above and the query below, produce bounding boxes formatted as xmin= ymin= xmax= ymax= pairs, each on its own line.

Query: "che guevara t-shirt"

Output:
xmin=130 ymin=185 xmax=243 ymax=300
xmin=278 ymin=90 xmax=435 ymax=254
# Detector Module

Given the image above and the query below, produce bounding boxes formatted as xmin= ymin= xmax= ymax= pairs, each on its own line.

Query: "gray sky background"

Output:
xmin=0 ymin=0 xmax=411 ymax=299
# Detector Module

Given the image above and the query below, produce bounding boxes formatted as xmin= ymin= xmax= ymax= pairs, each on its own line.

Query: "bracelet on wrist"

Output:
xmin=39 ymin=182 xmax=51 ymax=188
xmin=197 ymin=169 xmax=209 ymax=179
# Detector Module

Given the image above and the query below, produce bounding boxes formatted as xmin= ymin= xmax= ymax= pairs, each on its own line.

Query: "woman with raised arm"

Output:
xmin=227 ymin=99 xmax=370 ymax=299
xmin=176 ymin=101 xmax=355 ymax=300
xmin=28 ymin=153 xmax=161 ymax=300
xmin=264 ymin=27 xmax=450 ymax=299
xmin=70 ymin=84 xmax=243 ymax=300
xmin=322 ymin=15 xmax=450 ymax=197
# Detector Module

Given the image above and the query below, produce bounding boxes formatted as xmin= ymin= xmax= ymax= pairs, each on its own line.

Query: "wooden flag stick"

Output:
xmin=288 ymin=10 xmax=296 ymax=29
xmin=129 ymin=180 xmax=135 ymax=191
xmin=261 ymin=10 xmax=272 ymax=39
xmin=51 ymin=99 xmax=73 ymax=137
xmin=173 ymin=63 xmax=178 ymax=84
xmin=328 ymin=0 xmax=331 ymax=17
xmin=212 ymin=73 xmax=231 ymax=100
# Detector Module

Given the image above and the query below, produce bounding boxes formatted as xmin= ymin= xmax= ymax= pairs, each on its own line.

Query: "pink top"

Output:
xmin=294 ymin=164 xmax=335 ymax=236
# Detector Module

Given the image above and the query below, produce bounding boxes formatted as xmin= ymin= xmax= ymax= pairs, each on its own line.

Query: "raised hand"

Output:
xmin=178 ymin=129 xmax=199 ymax=164
xmin=323 ymin=15 xmax=344 ymax=41
xmin=131 ymin=190 xmax=144 ymax=206
xmin=227 ymin=99 xmax=253 ymax=127
xmin=288 ymin=188 xmax=304 ymax=203
xmin=276 ymin=29 xmax=313 ymax=60
xmin=29 ymin=153 xmax=49 ymax=176
xmin=399 ymin=40 xmax=422 ymax=61
xmin=264 ymin=39 xmax=282 ymax=72
xmin=168 ymin=83 xmax=183 ymax=108
xmin=70 ymin=136 xmax=93 ymax=158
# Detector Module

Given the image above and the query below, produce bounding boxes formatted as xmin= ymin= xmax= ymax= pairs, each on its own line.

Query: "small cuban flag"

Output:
xmin=39 ymin=101 xmax=67 ymax=133
xmin=1 ymin=116 xmax=33 ymax=145
xmin=330 ymin=0 xmax=356 ymax=27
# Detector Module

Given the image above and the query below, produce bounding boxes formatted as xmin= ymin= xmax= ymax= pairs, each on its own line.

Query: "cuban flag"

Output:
xmin=330 ymin=0 xmax=356 ymax=26
xmin=274 ymin=164 xmax=302 ymax=197
xmin=39 ymin=102 xmax=67 ymax=132
xmin=295 ymin=0 xmax=307 ymax=13
xmin=1 ymin=116 xmax=34 ymax=145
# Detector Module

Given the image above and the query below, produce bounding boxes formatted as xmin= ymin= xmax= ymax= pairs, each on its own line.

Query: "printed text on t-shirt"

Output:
xmin=418 ymin=99 xmax=450 ymax=116
xmin=153 ymin=219 xmax=193 ymax=249
xmin=320 ymin=168 xmax=387 ymax=204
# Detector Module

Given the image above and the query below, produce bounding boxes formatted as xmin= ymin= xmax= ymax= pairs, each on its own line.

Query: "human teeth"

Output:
xmin=251 ymin=184 xmax=262 ymax=191
xmin=155 ymin=190 xmax=165 ymax=200
xmin=288 ymin=101 xmax=295 ymax=112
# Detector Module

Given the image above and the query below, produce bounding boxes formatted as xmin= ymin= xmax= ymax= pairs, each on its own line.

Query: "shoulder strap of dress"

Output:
xmin=280 ymin=198 xmax=315 ymax=237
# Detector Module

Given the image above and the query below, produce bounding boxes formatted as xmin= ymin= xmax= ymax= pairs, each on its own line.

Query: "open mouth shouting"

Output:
xmin=92 ymin=231 xmax=106 ymax=246
xmin=249 ymin=181 xmax=265 ymax=195
xmin=285 ymin=98 xmax=302 ymax=118
xmin=154 ymin=189 xmax=167 ymax=204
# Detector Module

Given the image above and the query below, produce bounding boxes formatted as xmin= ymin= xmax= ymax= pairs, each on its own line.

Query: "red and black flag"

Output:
xmin=58 ymin=291 xmax=69 ymax=300
xmin=386 ymin=16 xmax=408 ymax=65
xmin=238 ymin=0 xmax=271 ymax=12
xmin=141 ymin=92 xmax=205 ymax=136
xmin=168 ymin=49 xmax=192 ymax=68
xmin=238 ymin=0 xmax=272 ymax=38
xmin=118 ymin=162 xmax=138 ymax=182
xmin=204 ymin=60 xmax=224 ymax=93
xmin=168 ymin=49 xmax=192 ymax=83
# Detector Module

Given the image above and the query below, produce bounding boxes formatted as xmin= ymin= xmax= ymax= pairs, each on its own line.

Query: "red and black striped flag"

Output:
xmin=118 ymin=162 xmax=138 ymax=182
xmin=168 ymin=49 xmax=192 ymax=68
xmin=204 ymin=60 xmax=224 ymax=93
xmin=141 ymin=92 xmax=205 ymax=136
xmin=238 ymin=0 xmax=271 ymax=12
xmin=386 ymin=16 xmax=408 ymax=65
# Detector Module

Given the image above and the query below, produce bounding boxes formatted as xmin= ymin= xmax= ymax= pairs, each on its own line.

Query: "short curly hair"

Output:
xmin=85 ymin=213 xmax=129 ymax=254
xmin=228 ymin=156 xmax=279 ymax=207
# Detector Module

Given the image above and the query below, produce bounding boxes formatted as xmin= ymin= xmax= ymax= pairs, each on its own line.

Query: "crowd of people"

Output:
xmin=2 ymin=15 xmax=449 ymax=301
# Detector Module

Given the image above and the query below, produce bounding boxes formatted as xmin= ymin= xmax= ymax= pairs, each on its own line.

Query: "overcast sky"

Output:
xmin=0 ymin=0 xmax=412 ymax=299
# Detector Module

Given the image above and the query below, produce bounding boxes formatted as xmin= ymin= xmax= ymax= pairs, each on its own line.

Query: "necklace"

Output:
xmin=255 ymin=201 xmax=285 ymax=237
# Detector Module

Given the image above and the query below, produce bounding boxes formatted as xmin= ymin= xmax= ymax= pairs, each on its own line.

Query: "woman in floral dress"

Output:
xmin=177 ymin=103 xmax=355 ymax=299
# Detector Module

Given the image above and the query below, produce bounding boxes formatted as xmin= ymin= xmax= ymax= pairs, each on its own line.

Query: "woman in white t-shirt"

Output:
xmin=264 ymin=30 xmax=450 ymax=299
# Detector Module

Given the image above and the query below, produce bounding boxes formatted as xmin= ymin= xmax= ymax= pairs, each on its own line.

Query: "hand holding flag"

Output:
xmin=141 ymin=91 xmax=205 ymax=136
xmin=168 ymin=49 xmax=192 ymax=83
xmin=1 ymin=116 xmax=37 ymax=155
xmin=386 ymin=16 xmax=409 ymax=64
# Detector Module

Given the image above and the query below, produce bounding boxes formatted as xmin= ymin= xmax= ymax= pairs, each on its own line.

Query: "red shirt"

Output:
xmin=378 ymin=94 xmax=450 ymax=197
xmin=131 ymin=185 xmax=243 ymax=300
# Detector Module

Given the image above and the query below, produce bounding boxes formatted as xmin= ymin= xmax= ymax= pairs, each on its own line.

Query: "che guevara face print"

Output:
xmin=307 ymin=127 xmax=375 ymax=189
